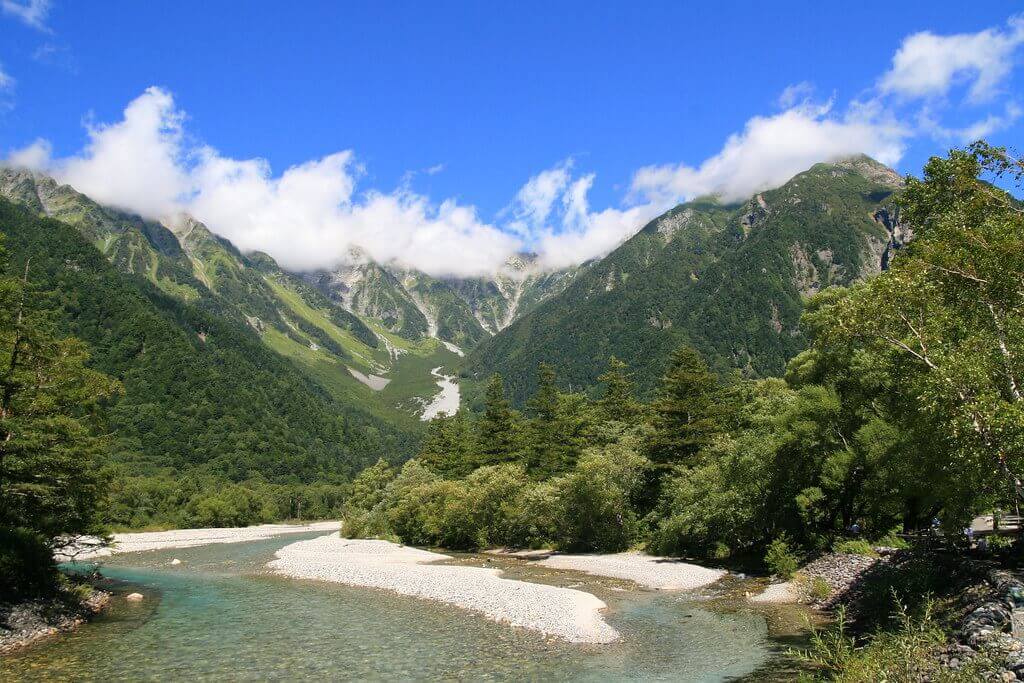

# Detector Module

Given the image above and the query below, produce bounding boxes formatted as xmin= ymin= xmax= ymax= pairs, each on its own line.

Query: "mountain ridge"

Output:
xmin=465 ymin=155 xmax=909 ymax=403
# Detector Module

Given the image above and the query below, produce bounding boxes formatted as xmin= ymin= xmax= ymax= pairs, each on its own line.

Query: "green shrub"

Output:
xmin=873 ymin=530 xmax=909 ymax=550
xmin=807 ymin=576 xmax=832 ymax=602
xmin=987 ymin=534 xmax=1015 ymax=551
xmin=553 ymin=444 xmax=646 ymax=552
xmin=765 ymin=535 xmax=800 ymax=579
xmin=793 ymin=598 xmax=991 ymax=681
xmin=0 ymin=528 xmax=58 ymax=600
xmin=834 ymin=539 xmax=878 ymax=557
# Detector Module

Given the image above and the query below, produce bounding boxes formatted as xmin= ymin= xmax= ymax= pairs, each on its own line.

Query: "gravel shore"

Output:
xmin=0 ymin=588 xmax=110 ymax=654
xmin=539 ymin=552 xmax=726 ymax=590
xmin=749 ymin=581 xmax=801 ymax=603
xmin=59 ymin=521 xmax=340 ymax=560
xmin=268 ymin=534 xmax=619 ymax=644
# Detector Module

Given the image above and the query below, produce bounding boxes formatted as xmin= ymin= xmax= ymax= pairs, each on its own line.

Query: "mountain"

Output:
xmin=0 ymin=196 xmax=413 ymax=482
xmin=0 ymin=168 xmax=575 ymax=426
xmin=304 ymin=250 xmax=577 ymax=351
xmin=465 ymin=156 xmax=909 ymax=403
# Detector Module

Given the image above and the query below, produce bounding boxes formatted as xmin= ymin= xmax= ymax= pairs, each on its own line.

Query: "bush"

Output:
xmin=793 ymin=599 xmax=992 ymax=681
xmin=834 ymin=539 xmax=879 ymax=557
xmin=554 ymin=444 xmax=647 ymax=552
xmin=873 ymin=530 xmax=909 ymax=550
xmin=986 ymin=534 xmax=1015 ymax=551
xmin=0 ymin=528 xmax=58 ymax=600
xmin=765 ymin=535 xmax=800 ymax=579
xmin=806 ymin=575 xmax=832 ymax=601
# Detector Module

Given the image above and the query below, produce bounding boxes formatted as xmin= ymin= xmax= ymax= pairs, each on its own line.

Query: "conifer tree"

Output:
xmin=476 ymin=373 xmax=522 ymax=465
xmin=418 ymin=409 xmax=475 ymax=478
xmin=647 ymin=345 xmax=721 ymax=468
xmin=596 ymin=356 xmax=641 ymax=423
xmin=526 ymin=363 xmax=569 ymax=476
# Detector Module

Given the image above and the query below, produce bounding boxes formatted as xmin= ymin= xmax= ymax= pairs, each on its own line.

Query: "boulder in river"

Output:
xmin=125 ymin=593 xmax=144 ymax=601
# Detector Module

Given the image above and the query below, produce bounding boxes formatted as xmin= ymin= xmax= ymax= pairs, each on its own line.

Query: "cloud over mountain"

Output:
xmin=3 ymin=14 xmax=1021 ymax=276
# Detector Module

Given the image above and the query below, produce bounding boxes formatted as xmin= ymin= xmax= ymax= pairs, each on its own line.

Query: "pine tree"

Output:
xmin=596 ymin=356 xmax=641 ymax=423
xmin=526 ymin=363 xmax=569 ymax=476
xmin=476 ymin=373 xmax=522 ymax=465
xmin=647 ymin=345 xmax=721 ymax=468
xmin=418 ymin=409 xmax=475 ymax=478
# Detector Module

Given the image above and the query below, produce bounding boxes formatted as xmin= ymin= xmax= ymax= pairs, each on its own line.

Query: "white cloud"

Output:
xmin=12 ymin=87 xmax=518 ymax=278
xmin=0 ymin=65 xmax=13 ymax=91
xmin=2 ymin=0 xmax=51 ymax=30
xmin=879 ymin=15 xmax=1024 ymax=102
xmin=55 ymin=87 xmax=190 ymax=218
xmin=188 ymin=148 xmax=519 ymax=276
xmin=5 ymin=138 xmax=51 ymax=169
xmin=777 ymin=81 xmax=815 ymax=109
xmin=506 ymin=163 xmax=661 ymax=269
xmin=918 ymin=102 xmax=1023 ymax=144
xmin=506 ymin=161 xmax=572 ymax=237
xmin=630 ymin=100 xmax=907 ymax=205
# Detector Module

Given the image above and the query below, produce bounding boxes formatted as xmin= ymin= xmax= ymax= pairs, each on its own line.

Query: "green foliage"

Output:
xmin=476 ymin=374 xmax=523 ymax=466
xmin=0 ymin=198 xmax=415 ymax=530
xmin=467 ymin=157 xmax=902 ymax=403
xmin=553 ymin=441 xmax=648 ymax=551
xmin=0 ymin=236 xmax=122 ymax=591
xmin=765 ymin=535 xmax=800 ymax=579
xmin=596 ymin=357 xmax=642 ymax=423
xmin=821 ymin=143 xmax=1024 ymax=523
xmin=833 ymin=539 xmax=878 ymax=557
xmin=806 ymin=576 xmax=832 ymax=602
xmin=417 ymin=410 xmax=476 ymax=479
xmin=647 ymin=345 xmax=722 ymax=468
xmin=794 ymin=599 xmax=990 ymax=682
xmin=0 ymin=527 xmax=59 ymax=600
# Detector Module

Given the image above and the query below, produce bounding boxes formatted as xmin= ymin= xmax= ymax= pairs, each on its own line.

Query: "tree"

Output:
xmin=476 ymin=374 xmax=523 ymax=465
xmin=418 ymin=409 xmax=476 ymax=478
xmin=525 ymin=363 xmax=571 ymax=476
xmin=647 ymin=345 xmax=722 ymax=468
xmin=596 ymin=356 xmax=641 ymax=423
xmin=0 ymin=243 xmax=121 ymax=595
xmin=824 ymin=143 xmax=1024 ymax=519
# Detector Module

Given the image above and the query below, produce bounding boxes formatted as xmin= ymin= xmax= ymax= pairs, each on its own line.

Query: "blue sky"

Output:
xmin=0 ymin=1 xmax=1022 ymax=276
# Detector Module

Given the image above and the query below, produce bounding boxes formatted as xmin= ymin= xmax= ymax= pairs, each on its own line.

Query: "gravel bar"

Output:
xmin=268 ymin=534 xmax=620 ymax=644
xmin=539 ymin=552 xmax=726 ymax=590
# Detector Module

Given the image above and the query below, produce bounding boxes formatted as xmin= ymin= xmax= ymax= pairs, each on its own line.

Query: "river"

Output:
xmin=2 ymin=532 xmax=808 ymax=681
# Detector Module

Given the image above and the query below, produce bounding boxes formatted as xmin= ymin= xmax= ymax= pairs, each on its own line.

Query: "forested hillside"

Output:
xmin=466 ymin=156 xmax=909 ymax=403
xmin=0 ymin=198 xmax=416 ymax=524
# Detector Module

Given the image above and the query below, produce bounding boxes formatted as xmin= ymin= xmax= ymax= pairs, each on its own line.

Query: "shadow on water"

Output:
xmin=3 ymin=532 xmax=816 ymax=681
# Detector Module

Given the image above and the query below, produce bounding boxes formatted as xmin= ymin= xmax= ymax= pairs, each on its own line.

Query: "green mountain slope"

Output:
xmin=0 ymin=197 xmax=415 ymax=482
xmin=0 ymin=170 xmax=465 ymax=425
xmin=465 ymin=156 xmax=909 ymax=403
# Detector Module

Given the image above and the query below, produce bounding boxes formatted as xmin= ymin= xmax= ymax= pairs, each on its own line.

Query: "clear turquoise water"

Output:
xmin=2 ymin=533 xmax=788 ymax=681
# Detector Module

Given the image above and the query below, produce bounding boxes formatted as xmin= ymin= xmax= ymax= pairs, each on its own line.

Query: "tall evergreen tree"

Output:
xmin=418 ymin=409 xmax=475 ymax=478
xmin=525 ymin=363 xmax=570 ymax=476
xmin=647 ymin=345 xmax=722 ymax=468
xmin=596 ymin=356 xmax=641 ymax=423
xmin=476 ymin=373 xmax=522 ymax=465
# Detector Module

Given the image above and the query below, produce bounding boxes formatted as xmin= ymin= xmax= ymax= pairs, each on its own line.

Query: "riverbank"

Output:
xmin=269 ymin=534 xmax=620 ymax=643
xmin=59 ymin=521 xmax=340 ymax=560
xmin=0 ymin=585 xmax=110 ymax=655
xmin=538 ymin=552 xmax=726 ymax=590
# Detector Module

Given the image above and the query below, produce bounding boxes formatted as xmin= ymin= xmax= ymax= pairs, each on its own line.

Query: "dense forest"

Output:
xmin=0 ymin=198 xmax=415 ymax=539
xmin=345 ymin=144 xmax=1024 ymax=569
